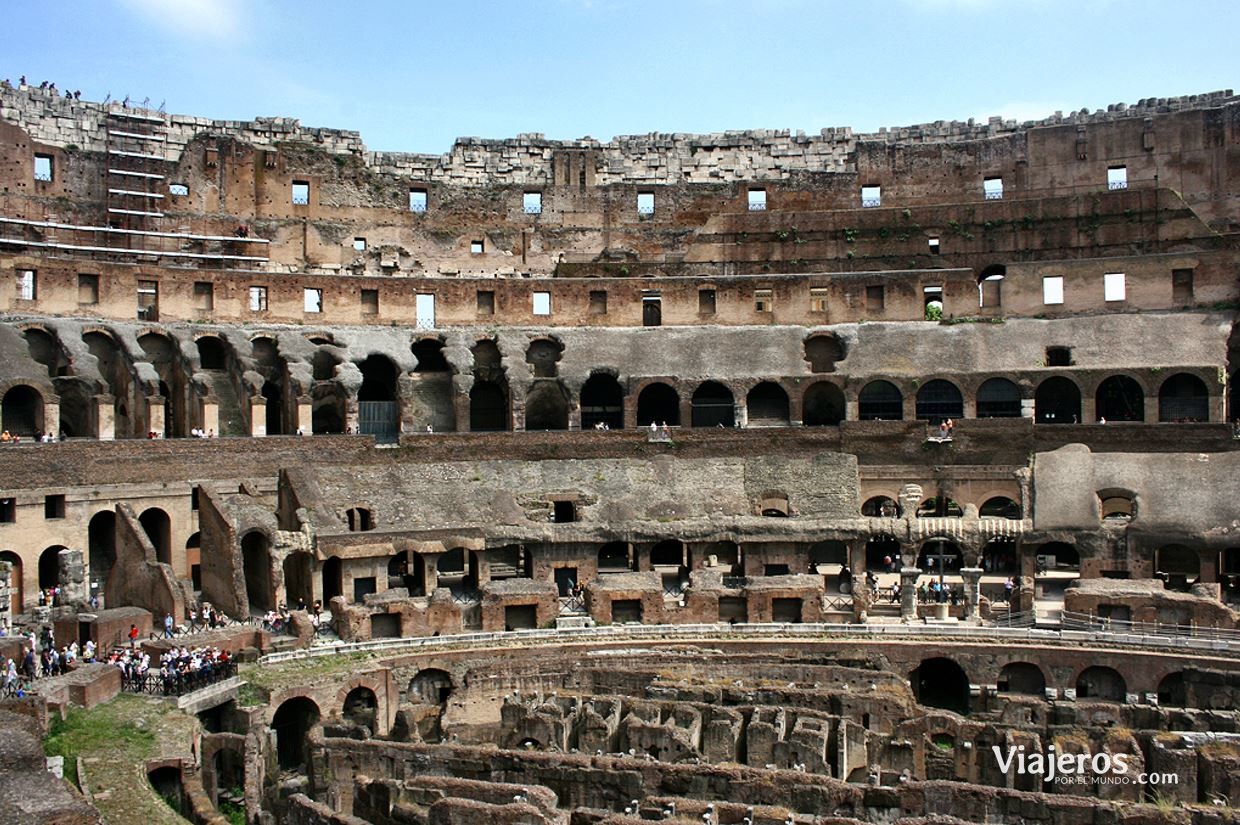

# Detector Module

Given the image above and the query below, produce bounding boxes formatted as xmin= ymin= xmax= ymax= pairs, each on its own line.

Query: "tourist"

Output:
xmin=128 ymin=623 xmax=140 ymax=648
xmin=164 ymin=612 xmax=175 ymax=638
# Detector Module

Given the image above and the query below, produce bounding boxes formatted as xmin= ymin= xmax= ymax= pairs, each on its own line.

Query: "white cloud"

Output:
xmin=119 ymin=0 xmax=245 ymax=41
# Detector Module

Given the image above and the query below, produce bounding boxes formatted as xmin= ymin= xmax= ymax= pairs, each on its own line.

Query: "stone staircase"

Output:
xmin=205 ymin=369 xmax=246 ymax=436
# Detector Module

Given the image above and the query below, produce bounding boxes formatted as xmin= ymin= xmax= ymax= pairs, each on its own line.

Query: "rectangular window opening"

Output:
xmin=169 ymin=183 xmax=189 ymax=196
xmin=16 ymin=269 xmax=36 ymax=301
xmin=983 ymin=177 xmax=1004 ymax=200
xmin=1046 ymin=346 xmax=1073 ymax=367
xmin=33 ymin=154 xmax=52 ymax=182
xmin=353 ymin=237 xmax=366 ymax=252
xmin=810 ymin=287 xmax=829 ymax=313
xmin=416 ymin=293 xmax=436 ymax=329
xmin=1104 ymin=272 xmax=1126 ymax=302
xmin=361 ymin=289 xmax=379 ymax=316
xmin=1107 ymin=166 xmax=1128 ymax=190
xmin=642 ymin=291 xmax=661 ymax=327
xmin=78 ymin=273 xmax=99 ymax=305
xmin=754 ymin=288 xmax=773 ymax=313
xmin=193 ymin=281 xmax=214 ymax=312
xmin=0 ymin=497 xmax=15 ymax=523
xmin=137 ymin=280 xmax=159 ymax=321
xmin=304 ymin=287 xmax=323 ymax=314
xmin=45 ymin=494 xmax=65 ymax=520
xmin=552 ymin=500 xmax=577 ymax=523
xmin=291 ymin=180 xmax=310 ymax=205
xmin=928 ymin=236 xmax=941 ymax=255
xmin=470 ymin=239 xmax=484 ymax=254
xmin=588 ymin=290 xmax=608 ymax=315
xmin=249 ymin=286 xmax=268 ymax=312
xmin=1042 ymin=275 xmax=1064 ymax=305
xmin=637 ymin=191 xmax=655 ymax=216
xmin=698 ymin=289 xmax=717 ymax=315
xmin=409 ymin=188 xmax=428 ymax=213
xmin=747 ymin=188 xmax=767 ymax=211
xmin=866 ymin=284 xmax=885 ymax=312
xmin=532 ymin=291 xmax=551 ymax=316
xmin=1172 ymin=268 xmax=1194 ymax=304
xmin=191 ymin=487 xmax=200 ymax=511
xmin=861 ymin=185 xmax=882 ymax=208
xmin=476 ymin=290 xmax=495 ymax=316
xmin=523 ymin=191 xmax=542 ymax=215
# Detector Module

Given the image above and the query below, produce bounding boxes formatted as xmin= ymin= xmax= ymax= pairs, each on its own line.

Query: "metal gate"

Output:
xmin=358 ymin=401 xmax=399 ymax=443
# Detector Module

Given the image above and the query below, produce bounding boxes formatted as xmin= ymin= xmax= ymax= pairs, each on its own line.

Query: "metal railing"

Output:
xmin=121 ymin=661 xmax=237 ymax=697
xmin=1060 ymin=610 xmax=1240 ymax=641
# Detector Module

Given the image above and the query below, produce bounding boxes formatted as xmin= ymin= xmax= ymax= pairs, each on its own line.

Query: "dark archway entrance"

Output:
xmin=322 ymin=557 xmax=343 ymax=603
xmin=343 ymin=686 xmax=379 ymax=735
xmin=0 ymin=551 xmax=23 ymax=614
xmin=2 ymin=385 xmax=43 ymax=436
xmin=284 ymin=551 xmax=313 ymax=608
xmin=859 ymin=380 xmax=903 ymax=420
xmin=1035 ymin=377 xmax=1080 ymax=424
xmin=691 ymin=381 xmax=734 ymax=428
xmin=1159 ymin=373 xmax=1209 ymax=422
xmin=470 ymin=380 xmax=509 ymax=431
xmin=88 ymin=511 xmax=117 ymax=596
xmin=139 ymin=507 xmax=172 ymax=565
xmin=636 ymin=383 xmax=679 ymax=427
xmin=241 ymin=532 xmax=273 ymax=613
xmin=409 ymin=668 xmax=453 ymax=704
xmin=746 ymin=382 xmax=790 ymax=426
xmin=915 ymin=379 xmax=963 ymax=423
xmin=910 ymin=658 xmax=970 ymax=714
xmin=1095 ymin=375 xmax=1144 ymax=421
xmin=525 ymin=382 xmax=569 ymax=430
xmin=998 ymin=662 xmax=1046 ymax=696
xmin=1076 ymin=666 xmax=1126 ymax=701
xmin=976 ymin=378 xmax=1022 ymax=418
xmin=357 ymin=355 xmax=400 ymax=443
xmin=271 ymin=697 xmax=321 ymax=770
xmin=580 ymin=374 xmax=624 ymax=430
xmin=39 ymin=545 xmax=65 ymax=591
xmin=802 ymin=381 xmax=845 ymax=426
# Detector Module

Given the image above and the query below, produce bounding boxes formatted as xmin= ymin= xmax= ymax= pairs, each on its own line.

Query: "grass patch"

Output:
xmin=238 ymin=650 xmax=380 ymax=692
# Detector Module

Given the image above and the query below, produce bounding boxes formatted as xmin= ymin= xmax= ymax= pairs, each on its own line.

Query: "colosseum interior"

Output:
xmin=0 ymin=81 xmax=1239 ymax=825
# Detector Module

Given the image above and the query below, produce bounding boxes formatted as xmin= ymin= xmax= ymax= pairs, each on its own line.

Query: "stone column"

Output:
xmin=57 ymin=548 xmax=88 ymax=607
xmin=147 ymin=396 xmax=166 ymax=437
xmin=297 ymin=399 xmax=313 ymax=435
xmin=251 ymin=398 xmax=267 ymax=437
xmin=851 ymin=572 xmax=870 ymax=622
xmin=202 ymin=401 xmax=220 ymax=436
xmin=97 ymin=398 xmax=116 ymax=440
xmin=0 ymin=561 xmax=12 ymax=630
xmin=961 ymin=567 xmax=983 ymax=621
xmin=899 ymin=567 xmax=920 ymax=622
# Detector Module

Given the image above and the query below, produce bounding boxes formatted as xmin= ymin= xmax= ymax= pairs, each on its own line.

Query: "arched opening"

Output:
xmin=55 ymin=381 xmax=93 ymax=438
xmin=636 ymin=383 xmax=680 ymax=427
xmin=976 ymin=378 xmax=1022 ymax=418
xmin=524 ymin=382 xmax=569 ymax=430
xmin=357 ymin=355 xmax=400 ymax=442
xmin=804 ymin=334 xmax=846 ymax=373
xmin=252 ymin=338 xmax=287 ymax=437
xmin=148 ymin=766 xmax=186 ymax=817
xmin=1095 ymin=375 xmax=1144 ymax=422
xmin=1075 ymin=666 xmax=1126 ymax=701
xmin=998 ymin=662 xmax=1046 ymax=696
xmin=322 ymin=557 xmax=342 ymax=603
xmin=917 ymin=497 xmax=963 ymax=518
xmin=650 ymin=540 xmax=687 ymax=593
xmin=858 ymin=380 xmax=903 ymax=421
xmin=982 ymin=538 xmax=1018 ymax=574
xmin=802 ymin=381 xmax=845 ymax=426
xmin=580 ymin=373 xmax=624 ymax=430
xmin=23 ymin=327 xmax=70 ymax=377
xmin=346 ymin=507 xmax=374 ymax=532
xmin=910 ymin=657 xmax=970 ymax=714
xmin=1035 ymin=377 xmax=1081 ymax=424
xmin=525 ymin=339 xmax=563 ymax=378
xmin=88 ymin=510 xmax=117 ymax=594
xmin=691 ymin=381 xmax=735 ymax=428
xmin=139 ymin=332 xmax=189 ymax=438
xmin=1158 ymin=373 xmax=1209 ymax=422
xmin=1155 ymin=545 xmax=1201 ymax=590
xmin=2 ymin=385 xmax=43 ymax=436
xmin=1098 ymin=489 xmax=1135 ymax=520
xmin=862 ymin=495 xmax=900 ymax=518
xmin=915 ymin=379 xmax=963 ymax=423
xmin=186 ymin=532 xmax=201 ymax=591
xmin=469 ymin=380 xmax=509 ymax=431
xmin=598 ymin=541 xmax=633 ymax=573
xmin=0 ymin=551 xmax=23 ymax=614
xmin=979 ymin=496 xmax=1022 ymax=519
xmin=759 ymin=492 xmax=790 ymax=517
xmin=865 ymin=534 xmax=901 ymax=570
xmin=312 ymin=389 xmax=346 ymax=435
xmin=409 ymin=668 xmax=453 ymax=704
xmin=411 ymin=339 xmax=451 ymax=372
xmin=241 ymin=532 xmax=273 ymax=613
xmin=311 ymin=349 xmax=339 ymax=382
xmin=977 ymin=264 xmax=1005 ymax=308
xmin=917 ymin=539 xmax=963 ymax=573
xmin=747 ymin=382 xmax=790 ymax=426
xmin=39 ymin=545 xmax=65 ymax=591
xmin=196 ymin=336 xmax=227 ymax=370
xmin=139 ymin=507 xmax=172 ymax=565
xmin=84 ymin=330 xmax=136 ymax=438
xmin=283 ymin=551 xmax=313 ymax=608
xmin=271 ymin=697 xmax=320 ymax=770
xmin=471 ymin=338 xmax=503 ymax=373
xmin=1157 ymin=672 xmax=1187 ymax=707
xmin=342 ymin=686 xmax=378 ymax=735
xmin=437 ymin=548 xmax=478 ymax=593
xmin=262 ymin=380 xmax=284 ymax=435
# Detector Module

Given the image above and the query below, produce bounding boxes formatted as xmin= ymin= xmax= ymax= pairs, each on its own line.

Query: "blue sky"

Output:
xmin=6 ymin=0 xmax=1237 ymax=152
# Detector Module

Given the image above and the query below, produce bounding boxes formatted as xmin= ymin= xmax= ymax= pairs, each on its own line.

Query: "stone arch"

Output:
xmin=0 ymin=551 xmax=22 ymax=614
xmin=690 ymin=381 xmax=734 ymax=428
xmin=438 ymin=548 xmax=478 ymax=592
xmin=915 ymin=379 xmax=963 ymax=423
xmin=284 ymin=551 xmax=313 ymax=608
xmin=195 ymin=336 xmax=228 ymax=370
xmin=525 ymin=381 xmax=569 ymax=430
xmin=758 ymin=491 xmax=791 ymax=517
xmin=88 ymin=510 xmax=117 ymax=593
xmin=84 ymin=329 xmax=138 ymax=437
xmin=862 ymin=495 xmax=900 ymax=517
xmin=747 ymin=381 xmax=790 ymax=426
xmin=241 ymin=531 xmax=274 ymax=613
xmin=1075 ymin=666 xmax=1126 ymax=701
xmin=357 ymin=354 xmax=400 ymax=441
xmin=312 ymin=386 xmax=346 ymax=435
xmin=979 ymin=496 xmax=1022 ymax=519
xmin=345 ymin=507 xmax=374 ymax=532
xmin=636 ymin=382 xmax=680 ymax=427
xmin=525 ymin=338 xmax=563 ymax=378
xmin=977 ymin=264 xmax=1006 ymax=308
xmin=39 ymin=545 xmax=65 ymax=591
xmin=858 ymin=380 xmax=903 ymax=421
xmin=271 ymin=696 xmax=321 ymax=770
xmin=23 ymin=326 xmax=71 ymax=377
xmin=1158 ymin=372 xmax=1209 ymax=422
xmin=580 ymin=372 xmax=624 ymax=430
xmin=1095 ymin=374 xmax=1145 ymax=422
xmin=305 ymin=332 xmax=335 ymax=346
xmin=802 ymin=381 xmax=845 ymax=426
xmin=917 ymin=538 xmax=963 ymax=571
xmin=472 ymin=338 xmax=503 ymax=373
xmin=2 ymin=384 xmax=44 ymax=436
xmin=138 ymin=507 xmax=172 ymax=565
xmin=311 ymin=349 xmax=340 ymax=382
xmin=1097 ymin=488 xmax=1136 ymax=520
xmin=804 ymin=333 xmax=846 ymax=373
xmin=342 ymin=686 xmax=379 ymax=735
xmin=910 ymin=657 xmax=970 ymax=714
xmin=411 ymin=338 xmax=451 ymax=373
xmin=998 ymin=662 xmax=1046 ymax=696
xmin=409 ymin=668 xmax=453 ymax=704
xmin=1034 ymin=376 xmax=1081 ymax=424
xmin=976 ymin=377 xmax=1022 ymax=418
xmin=865 ymin=533 xmax=902 ymax=570
xmin=1157 ymin=671 xmax=1187 ymax=707
xmin=470 ymin=380 xmax=509 ymax=431
xmin=981 ymin=538 xmax=1018 ymax=574
xmin=138 ymin=332 xmax=190 ymax=437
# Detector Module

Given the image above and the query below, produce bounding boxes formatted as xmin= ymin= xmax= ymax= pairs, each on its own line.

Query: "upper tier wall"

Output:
xmin=1 ymin=84 xmax=1235 ymax=186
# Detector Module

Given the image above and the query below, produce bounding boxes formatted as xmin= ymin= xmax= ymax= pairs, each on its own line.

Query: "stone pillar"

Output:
xmin=424 ymin=556 xmax=439 ymax=592
xmin=297 ymin=400 xmax=313 ymax=435
xmin=679 ymin=396 xmax=694 ymax=430
xmin=58 ymin=548 xmax=88 ymax=607
xmin=97 ymin=398 xmax=116 ymax=440
xmin=961 ymin=567 xmax=983 ymax=621
xmin=1143 ymin=394 xmax=1158 ymax=423
xmin=735 ymin=400 xmax=748 ymax=428
xmin=899 ymin=567 xmax=920 ymax=622
xmin=0 ymin=561 xmax=12 ymax=630
xmin=845 ymin=399 xmax=859 ymax=422
xmin=851 ymin=572 xmax=870 ymax=622
xmin=251 ymin=398 xmax=267 ymax=437
xmin=622 ymin=393 xmax=638 ymax=431
xmin=45 ymin=400 xmax=60 ymax=439
xmin=787 ymin=385 xmax=803 ymax=427
xmin=146 ymin=396 xmax=165 ymax=437
xmin=1199 ymin=550 xmax=1218 ymax=585
xmin=202 ymin=401 xmax=220 ymax=436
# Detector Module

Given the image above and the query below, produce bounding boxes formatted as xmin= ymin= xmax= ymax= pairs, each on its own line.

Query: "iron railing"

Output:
xmin=121 ymin=660 xmax=237 ymax=697
xmin=1060 ymin=610 xmax=1240 ymax=641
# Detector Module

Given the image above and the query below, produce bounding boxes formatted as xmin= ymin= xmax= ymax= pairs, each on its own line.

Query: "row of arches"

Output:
xmin=861 ymin=495 xmax=1022 ymax=520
